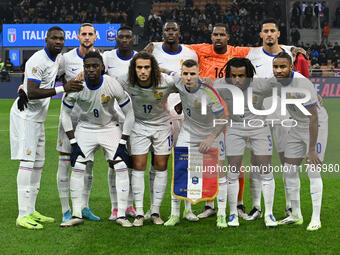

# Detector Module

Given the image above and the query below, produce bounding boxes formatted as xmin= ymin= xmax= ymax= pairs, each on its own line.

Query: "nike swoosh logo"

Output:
xmin=108 ymin=66 xmax=115 ymax=69
xmin=28 ymin=222 xmax=38 ymax=227
xmin=72 ymin=68 xmax=78 ymax=71
xmin=256 ymin=65 xmax=262 ymax=68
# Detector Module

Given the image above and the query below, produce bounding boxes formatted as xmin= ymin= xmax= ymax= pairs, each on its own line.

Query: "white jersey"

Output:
xmin=174 ymin=76 xmax=224 ymax=139
xmin=246 ymin=46 xmax=293 ymax=78
xmin=102 ymin=49 xmax=136 ymax=77
xmin=63 ymin=75 xmax=130 ymax=130
xmin=12 ymin=48 xmax=62 ymax=122
xmin=117 ymin=73 xmax=176 ymax=127
xmin=266 ymin=72 xmax=318 ymax=127
xmin=215 ymin=78 xmax=266 ymax=130
xmin=153 ymin=42 xmax=198 ymax=117
xmin=59 ymin=48 xmax=84 ymax=81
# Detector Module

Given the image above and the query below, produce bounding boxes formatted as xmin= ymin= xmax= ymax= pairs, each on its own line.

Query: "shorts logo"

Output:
xmin=26 ymin=149 xmax=32 ymax=155
xmin=192 ymin=176 xmax=199 ymax=184
xmin=32 ymin=67 xmax=38 ymax=74
xmin=106 ymin=27 xmax=116 ymax=42
xmin=154 ymin=91 xmax=163 ymax=99
xmin=8 ymin=28 xmax=16 ymax=43
xmin=101 ymin=94 xmax=110 ymax=103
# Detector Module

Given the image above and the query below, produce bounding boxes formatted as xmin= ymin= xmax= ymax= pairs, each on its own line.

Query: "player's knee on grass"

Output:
xmin=132 ymin=154 xmax=148 ymax=170
xmin=153 ymin=155 xmax=170 ymax=170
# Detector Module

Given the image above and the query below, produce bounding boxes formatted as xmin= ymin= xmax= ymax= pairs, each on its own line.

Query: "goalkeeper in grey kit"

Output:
xmin=60 ymin=51 xmax=135 ymax=228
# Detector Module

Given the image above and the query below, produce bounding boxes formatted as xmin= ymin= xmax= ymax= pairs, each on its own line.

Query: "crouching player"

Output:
xmin=60 ymin=51 xmax=135 ymax=227
xmin=164 ymin=59 xmax=227 ymax=228
xmin=215 ymin=58 xmax=277 ymax=227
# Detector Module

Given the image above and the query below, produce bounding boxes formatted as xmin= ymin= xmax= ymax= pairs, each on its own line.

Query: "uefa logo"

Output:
xmin=106 ymin=27 xmax=116 ymax=42
xmin=8 ymin=28 xmax=16 ymax=43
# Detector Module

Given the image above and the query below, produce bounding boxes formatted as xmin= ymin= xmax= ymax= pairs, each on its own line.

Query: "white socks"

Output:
xmin=171 ymin=196 xmax=181 ymax=217
xmin=17 ymin=161 xmax=34 ymax=219
xmin=57 ymin=155 xmax=71 ymax=214
xmin=127 ymin=169 xmax=134 ymax=207
xmin=307 ymin=165 xmax=323 ymax=222
xmin=70 ymin=162 xmax=86 ymax=218
xmin=152 ymin=170 xmax=168 ymax=215
xmin=114 ymin=162 xmax=130 ymax=218
xmin=29 ymin=160 xmax=43 ymax=214
xmin=206 ymin=201 xmax=215 ymax=209
xmin=149 ymin=166 xmax=156 ymax=211
xmin=82 ymin=161 xmax=93 ymax=208
xmin=132 ymin=170 xmax=145 ymax=216
xmin=250 ymin=167 xmax=262 ymax=210
xmin=108 ymin=167 xmax=117 ymax=210
xmin=260 ymin=172 xmax=275 ymax=216
xmin=217 ymin=177 xmax=228 ymax=216
xmin=227 ymin=172 xmax=239 ymax=216
xmin=283 ymin=163 xmax=301 ymax=218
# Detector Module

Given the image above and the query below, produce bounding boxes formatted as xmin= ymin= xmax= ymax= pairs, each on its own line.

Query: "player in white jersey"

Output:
xmin=116 ymin=51 xmax=176 ymax=226
xmin=60 ymin=52 xmax=135 ymax=228
xmin=272 ymin=53 xmax=323 ymax=231
xmin=56 ymin=23 xmax=101 ymax=223
xmin=215 ymin=58 xmax=277 ymax=227
xmin=144 ymin=21 xmax=199 ymax=220
xmin=102 ymin=26 xmax=137 ymax=220
xmin=10 ymin=27 xmax=83 ymax=230
xmin=257 ymin=52 xmax=323 ymax=230
xmin=163 ymin=59 xmax=227 ymax=228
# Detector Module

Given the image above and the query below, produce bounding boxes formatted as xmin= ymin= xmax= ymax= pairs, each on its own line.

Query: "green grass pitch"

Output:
xmin=0 ymin=99 xmax=339 ymax=255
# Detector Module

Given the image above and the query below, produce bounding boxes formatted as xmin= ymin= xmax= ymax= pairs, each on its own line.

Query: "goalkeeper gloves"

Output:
xmin=70 ymin=141 xmax=85 ymax=167
xmin=17 ymin=89 xmax=28 ymax=111
xmin=113 ymin=139 xmax=132 ymax=167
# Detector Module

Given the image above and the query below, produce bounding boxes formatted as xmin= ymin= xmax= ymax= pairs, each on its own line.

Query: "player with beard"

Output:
xmin=56 ymin=23 xmax=101 ymax=223
xmin=10 ymin=26 xmax=83 ymax=229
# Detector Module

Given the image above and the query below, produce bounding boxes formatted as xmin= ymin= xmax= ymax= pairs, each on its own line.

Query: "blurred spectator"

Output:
xmin=321 ymin=23 xmax=330 ymax=44
xmin=311 ymin=63 xmax=322 ymax=77
xmin=0 ymin=58 xmax=4 ymax=72
xmin=291 ymin=27 xmax=300 ymax=45
xmin=5 ymin=58 xmax=13 ymax=72
xmin=136 ymin=12 xmax=145 ymax=28
xmin=335 ymin=6 xmax=340 ymax=28
xmin=303 ymin=2 xmax=313 ymax=28
xmin=291 ymin=2 xmax=301 ymax=28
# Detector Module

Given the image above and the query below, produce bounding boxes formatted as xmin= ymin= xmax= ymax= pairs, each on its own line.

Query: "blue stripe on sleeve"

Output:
xmin=27 ymin=78 xmax=41 ymax=84
xmin=304 ymin=102 xmax=317 ymax=108
xmin=119 ymin=98 xmax=130 ymax=108
xmin=62 ymin=100 xmax=74 ymax=109
xmin=213 ymin=108 xmax=224 ymax=114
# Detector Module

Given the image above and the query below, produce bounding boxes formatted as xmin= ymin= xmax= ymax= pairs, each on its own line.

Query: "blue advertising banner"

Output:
xmin=9 ymin=49 xmax=20 ymax=66
xmin=2 ymin=24 xmax=120 ymax=47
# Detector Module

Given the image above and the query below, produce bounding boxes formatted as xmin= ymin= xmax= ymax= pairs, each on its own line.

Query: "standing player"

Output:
xmin=215 ymin=58 xmax=277 ymax=227
xmin=102 ymin=25 xmax=137 ymax=221
xmin=117 ymin=52 xmax=176 ymax=226
xmin=269 ymin=53 xmax=323 ymax=231
xmin=163 ymin=59 xmax=227 ymax=228
xmin=10 ymin=26 xmax=83 ymax=229
xmin=145 ymin=21 xmax=199 ymax=220
xmin=56 ymin=23 xmax=100 ymax=222
xmin=60 ymin=51 xmax=135 ymax=227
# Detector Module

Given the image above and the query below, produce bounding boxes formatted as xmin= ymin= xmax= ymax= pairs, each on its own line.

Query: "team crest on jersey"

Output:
xmin=154 ymin=91 xmax=163 ymax=99
xmin=194 ymin=99 xmax=201 ymax=108
xmin=101 ymin=94 xmax=110 ymax=103
xmin=106 ymin=27 xmax=116 ymax=42
xmin=59 ymin=140 xmax=63 ymax=146
xmin=32 ymin=67 xmax=38 ymax=74
xmin=180 ymin=59 xmax=184 ymax=67
xmin=26 ymin=149 xmax=31 ymax=155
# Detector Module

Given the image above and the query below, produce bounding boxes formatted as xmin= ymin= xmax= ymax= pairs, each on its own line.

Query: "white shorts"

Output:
xmin=10 ymin=110 xmax=45 ymax=161
xmin=225 ymin=126 xmax=272 ymax=156
xmin=75 ymin=124 xmax=121 ymax=162
xmin=130 ymin=122 xmax=172 ymax=156
xmin=176 ymin=128 xmax=224 ymax=160
xmin=272 ymin=124 xmax=290 ymax=153
xmin=316 ymin=118 xmax=328 ymax=161
xmin=171 ymin=116 xmax=183 ymax=147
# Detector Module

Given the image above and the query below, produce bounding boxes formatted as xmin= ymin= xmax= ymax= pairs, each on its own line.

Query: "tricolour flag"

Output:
xmin=172 ymin=146 xmax=219 ymax=204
